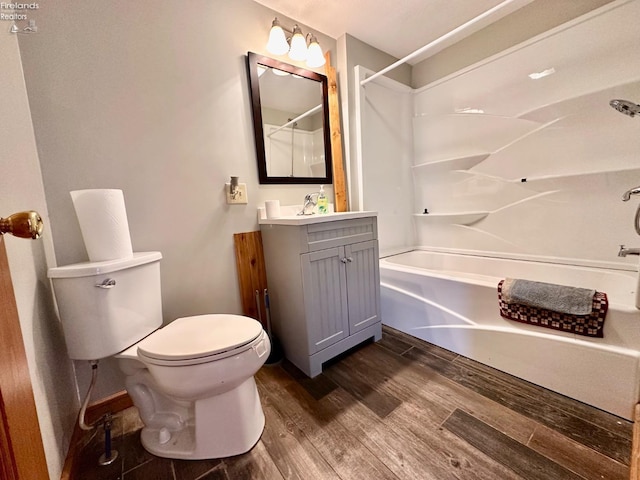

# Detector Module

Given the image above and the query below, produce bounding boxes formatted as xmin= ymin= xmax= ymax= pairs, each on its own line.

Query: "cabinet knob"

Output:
xmin=346 ymin=257 xmax=353 ymax=263
xmin=340 ymin=257 xmax=348 ymax=264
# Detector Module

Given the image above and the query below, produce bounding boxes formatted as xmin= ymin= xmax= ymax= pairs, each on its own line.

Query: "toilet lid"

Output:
xmin=137 ymin=314 xmax=263 ymax=362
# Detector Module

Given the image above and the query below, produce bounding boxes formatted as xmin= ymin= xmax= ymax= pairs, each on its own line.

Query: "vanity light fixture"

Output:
xmin=266 ymin=17 xmax=326 ymax=68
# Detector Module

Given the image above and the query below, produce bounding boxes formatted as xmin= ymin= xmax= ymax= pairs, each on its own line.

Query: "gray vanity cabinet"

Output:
xmin=301 ymin=246 xmax=350 ymax=353
xmin=260 ymin=214 xmax=382 ymax=377
xmin=343 ymin=239 xmax=381 ymax=333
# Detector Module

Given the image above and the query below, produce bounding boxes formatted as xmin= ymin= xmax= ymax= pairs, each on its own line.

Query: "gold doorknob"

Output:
xmin=0 ymin=211 xmax=44 ymax=239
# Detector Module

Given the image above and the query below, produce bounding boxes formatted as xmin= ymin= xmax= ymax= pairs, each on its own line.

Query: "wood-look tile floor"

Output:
xmin=74 ymin=326 xmax=632 ymax=479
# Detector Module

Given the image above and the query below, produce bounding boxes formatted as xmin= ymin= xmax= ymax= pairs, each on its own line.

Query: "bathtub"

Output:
xmin=379 ymin=249 xmax=640 ymax=420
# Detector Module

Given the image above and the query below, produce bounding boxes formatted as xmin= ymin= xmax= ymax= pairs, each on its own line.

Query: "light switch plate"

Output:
xmin=226 ymin=183 xmax=248 ymax=204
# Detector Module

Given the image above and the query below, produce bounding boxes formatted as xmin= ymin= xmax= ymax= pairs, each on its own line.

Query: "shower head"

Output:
xmin=610 ymin=99 xmax=640 ymax=118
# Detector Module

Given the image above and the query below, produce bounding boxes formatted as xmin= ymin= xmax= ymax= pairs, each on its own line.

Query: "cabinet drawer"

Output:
xmin=305 ymin=217 xmax=377 ymax=252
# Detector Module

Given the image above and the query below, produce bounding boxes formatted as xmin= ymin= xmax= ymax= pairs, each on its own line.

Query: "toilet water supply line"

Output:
xmin=78 ymin=359 xmax=119 ymax=466
xmin=79 ymin=360 xmax=99 ymax=430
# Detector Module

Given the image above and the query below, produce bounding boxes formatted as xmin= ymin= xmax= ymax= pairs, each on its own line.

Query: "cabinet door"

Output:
xmin=345 ymin=240 xmax=380 ymax=334
xmin=301 ymin=247 xmax=349 ymax=354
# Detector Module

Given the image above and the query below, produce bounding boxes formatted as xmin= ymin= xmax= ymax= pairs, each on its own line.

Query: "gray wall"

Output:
xmin=17 ymin=0 xmax=336 ymax=399
xmin=0 ymin=33 xmax=77 ymax=480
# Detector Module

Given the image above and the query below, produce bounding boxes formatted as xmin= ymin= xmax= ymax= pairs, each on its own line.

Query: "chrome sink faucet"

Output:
xmin=299 ymin=192 xmax=319 ymax=215
xmin=618 ymin=245 xmax=640 ymax=257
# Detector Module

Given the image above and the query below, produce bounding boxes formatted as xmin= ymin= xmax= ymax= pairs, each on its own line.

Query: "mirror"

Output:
xmin=247 ymin=52 xmax=332 ymax=184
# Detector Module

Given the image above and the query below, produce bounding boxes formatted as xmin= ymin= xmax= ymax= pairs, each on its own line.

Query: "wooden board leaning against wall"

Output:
xmin=324 ymin=51 xmax=347 ymax=212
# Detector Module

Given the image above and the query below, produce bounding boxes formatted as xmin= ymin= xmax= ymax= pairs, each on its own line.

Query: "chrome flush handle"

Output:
xmin=95 ymin=278 xmax=116 ymax=289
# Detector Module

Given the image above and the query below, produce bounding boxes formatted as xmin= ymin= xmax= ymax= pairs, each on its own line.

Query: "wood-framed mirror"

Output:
xmin=247 ymin=52 xmax=333 ymax=185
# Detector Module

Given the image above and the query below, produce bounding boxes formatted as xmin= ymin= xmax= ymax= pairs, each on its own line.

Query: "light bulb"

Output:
xmin=306 ymin=36 xmax=325 ymax=68
xmin=266 ymin=18 xmax=289 ymax=55
xmin=288 ymin=25 xmax=307 ymax=61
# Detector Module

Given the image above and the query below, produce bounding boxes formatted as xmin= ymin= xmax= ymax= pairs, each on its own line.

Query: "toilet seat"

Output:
xmin=132 ymin=314 xmax=265 ymax=366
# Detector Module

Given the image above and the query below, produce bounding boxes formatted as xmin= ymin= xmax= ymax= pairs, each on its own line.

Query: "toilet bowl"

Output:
xmin=117 ymin=314 xmax=271 ymax=459
xmin=47 ymin=252 xmax=271 ymax=460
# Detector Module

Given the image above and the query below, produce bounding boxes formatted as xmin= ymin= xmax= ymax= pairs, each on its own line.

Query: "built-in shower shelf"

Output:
xmin=412 ymin=153 xmax=490 ymax=174
xmin=413 ymin=114 xmax=542 ymax=162
xmin=413 ymin=211 xmax=489 ymax=225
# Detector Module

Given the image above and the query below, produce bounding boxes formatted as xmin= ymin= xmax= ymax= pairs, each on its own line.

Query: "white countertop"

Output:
xmin=258 ymin=208 xmax=377 ymax=226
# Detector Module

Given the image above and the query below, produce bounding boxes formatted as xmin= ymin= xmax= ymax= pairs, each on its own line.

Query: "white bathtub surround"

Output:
xmin=355 ymin=0 xmax=640 ymax=266
xmin=353 ymin=2 xmax=640 ymax=419
xmin=263 ymin=122 xmax=325 ymax=178
xmin=409 ymin=0 xmax=640 ymax=266
xmin=354 ymin=66 xmax=415 ymax=253
xmin=380 ymin=250 xmax=640 ymax=420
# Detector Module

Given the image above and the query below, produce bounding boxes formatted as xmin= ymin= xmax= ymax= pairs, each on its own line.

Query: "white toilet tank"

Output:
xmin=48 ymin=252 xmax=163 ymax=360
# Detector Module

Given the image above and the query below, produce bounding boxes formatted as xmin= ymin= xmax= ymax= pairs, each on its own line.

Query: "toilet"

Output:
xmin=48 ymin=251 xmax=271 ymax=460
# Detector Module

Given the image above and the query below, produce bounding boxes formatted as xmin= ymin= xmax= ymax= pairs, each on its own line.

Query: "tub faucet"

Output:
xmin=622 ymin=186 xmax=640 ymax=202
xmin=618 ymin=245 xmax=640 ymax=257
xmin=299 ymin=192 xmax=319 ymax=215
xmin=622 ymin=186 xmax=640 ymax=236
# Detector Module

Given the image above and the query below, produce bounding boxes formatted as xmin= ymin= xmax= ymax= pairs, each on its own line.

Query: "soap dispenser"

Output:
xmin=317 ymin=185 xmax=328 ymax=214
